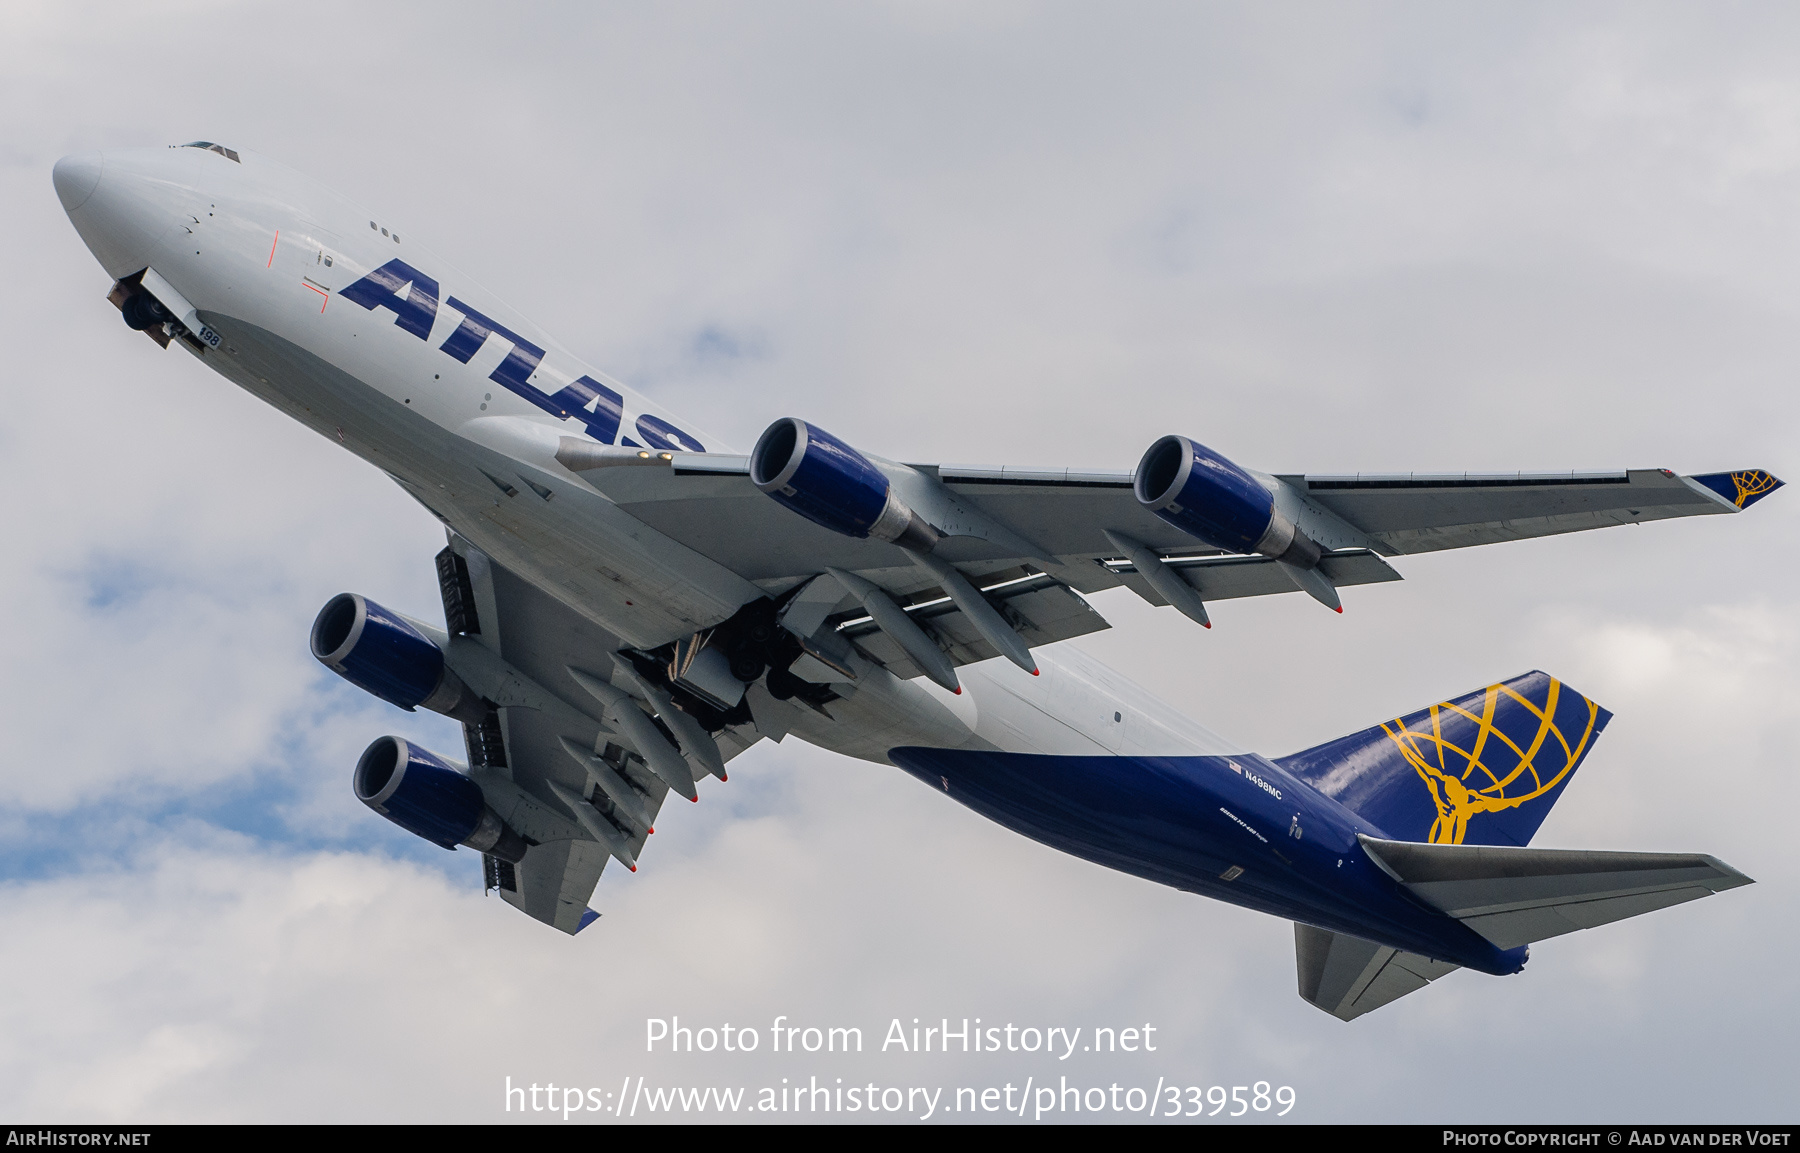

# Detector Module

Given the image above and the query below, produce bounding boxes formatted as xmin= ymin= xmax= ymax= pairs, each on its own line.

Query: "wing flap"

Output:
xmin=836 ymin=571 xmax=1109 ymax=681
xmin=1101 ymin=548 xmax=1402 ymax=602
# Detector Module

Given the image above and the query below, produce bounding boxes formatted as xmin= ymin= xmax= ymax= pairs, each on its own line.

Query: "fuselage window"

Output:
xmin=180 ymin=141 xmax=240 ymax=163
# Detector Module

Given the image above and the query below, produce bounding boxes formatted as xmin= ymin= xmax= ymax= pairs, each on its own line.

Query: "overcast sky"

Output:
xmin=3 ymin=0 xmax=1796 ymax=1124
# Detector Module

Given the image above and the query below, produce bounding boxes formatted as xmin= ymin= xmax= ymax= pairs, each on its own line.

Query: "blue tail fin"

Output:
xmin=1274 ymin=671 xmax=1610 ymax=847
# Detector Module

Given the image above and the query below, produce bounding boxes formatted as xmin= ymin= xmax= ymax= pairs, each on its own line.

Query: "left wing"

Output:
xmin=436 ymin=535 xmax=763 ymax=933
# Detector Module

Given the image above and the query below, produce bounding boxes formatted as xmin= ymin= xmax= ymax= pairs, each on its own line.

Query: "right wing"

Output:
xmin=571 ymin=454 xmax=1775 ymax=691
xmin=592 ymin=456 xmax=1779 ymax=578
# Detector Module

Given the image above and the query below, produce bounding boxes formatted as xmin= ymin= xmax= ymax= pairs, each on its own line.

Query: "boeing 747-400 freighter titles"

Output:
xmin=54 ymin=142 xmax=1781 ymax=1020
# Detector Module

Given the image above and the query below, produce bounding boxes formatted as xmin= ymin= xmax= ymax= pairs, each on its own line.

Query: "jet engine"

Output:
xmin=354 ymin=736 xmax=526 ymax=862
xmin=310 ymin=593 xmax=485 ymax=724
xmin=750 ymin=417 xmax=939 ymax=551
xmin=1134 ymin=435 xmax=1323 ymax=568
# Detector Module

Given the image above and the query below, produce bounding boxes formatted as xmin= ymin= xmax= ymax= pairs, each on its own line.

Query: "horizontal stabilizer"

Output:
xmin=1359 ymin=835 xmax=1753 ymax=950
xmin=1295 ymin=924 xmax=1460 ymax=1021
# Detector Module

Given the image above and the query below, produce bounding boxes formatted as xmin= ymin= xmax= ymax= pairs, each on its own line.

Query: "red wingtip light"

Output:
xmin=1333 ymin=606 xmax=1344 ymax=614
xmin=1030 ymin=668 xmax=1040 ymax=676
xmin=1203 ymin=622 xmax=1212 ymax=629
xmin=690 ymin=795 xmax=699 ymax=802
xmin=648 ymin=827 xmax=655 ymax=835
xmin=720 ymin=773 xmax=728 ymax=782
xmin=953 ymin=686 xmax=962 ymax=695
xmin=628 ymin=864 xmax=637 ymax=872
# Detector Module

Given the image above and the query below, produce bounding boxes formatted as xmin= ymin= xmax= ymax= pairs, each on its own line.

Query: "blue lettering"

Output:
xmin=442 ymin=296 xmax=546 ymax=398
xmin=438 ymin=298 xmax=623 ymax=441
xmin=546 ymin=375 xmax=625 ymax=444
xmin=347 ymin=272 xmax=683 ymax=451
xmin=635 ymin=414 xmax=705 ymax=453
xmin=338 ymin=259 xmax=439 ymax=340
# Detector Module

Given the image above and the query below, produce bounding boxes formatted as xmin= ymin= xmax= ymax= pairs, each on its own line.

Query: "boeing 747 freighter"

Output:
xmin=54 ymin=142 xmax=1778 ymax=1019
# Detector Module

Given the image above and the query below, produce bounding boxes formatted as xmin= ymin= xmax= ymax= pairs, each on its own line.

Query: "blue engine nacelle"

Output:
xmin=311 ymin=593 xmax=485 ymax=724
xmin=1134 ymin=435 xmax=1323 ymax=567
xmin=354 ymin=736 xmax=527 ymax=863
xmin=750 ymin=417 xmax=939 ymax=551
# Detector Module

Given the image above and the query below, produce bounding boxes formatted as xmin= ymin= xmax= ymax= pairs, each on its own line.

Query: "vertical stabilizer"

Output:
xmin=1275 ymin=671 xmax=1610 ymax=846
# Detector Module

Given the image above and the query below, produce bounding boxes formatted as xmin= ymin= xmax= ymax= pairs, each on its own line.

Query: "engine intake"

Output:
xmin=354 ymin=736 xmax=526 ymax=863
xmin=311 ymin=593 xmax=484 ymax=723
xmin=1134 ymin=435 xmax=1322 ymax=568
xmin=750 ymin=418 xmax=939 ymax=551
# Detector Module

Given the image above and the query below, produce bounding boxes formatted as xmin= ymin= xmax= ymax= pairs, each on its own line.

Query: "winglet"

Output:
xmin=1691 ymin=469 xmax=1784 ymax=510
xmin=575 ymin=908 xmax=601 ymax=933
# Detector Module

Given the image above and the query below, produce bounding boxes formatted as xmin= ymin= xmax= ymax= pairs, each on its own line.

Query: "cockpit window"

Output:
xmin=180 ymin=141 xmax=240 ymax=163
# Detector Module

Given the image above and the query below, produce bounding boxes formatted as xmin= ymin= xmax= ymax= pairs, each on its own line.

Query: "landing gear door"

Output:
xmin=139 ymin=267 xmax=220 ymax=349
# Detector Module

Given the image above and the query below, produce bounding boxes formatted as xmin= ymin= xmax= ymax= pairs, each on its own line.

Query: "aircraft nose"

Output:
xmin=54 ymin=148 xmax=190 ymax=280
xmin=53 ymin=151 xmax=103 ymax=213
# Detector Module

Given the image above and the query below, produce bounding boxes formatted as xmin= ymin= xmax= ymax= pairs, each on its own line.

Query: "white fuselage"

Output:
xmin=54 ymin=145 xmax=1243 ymax=765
